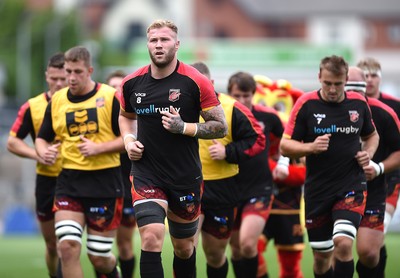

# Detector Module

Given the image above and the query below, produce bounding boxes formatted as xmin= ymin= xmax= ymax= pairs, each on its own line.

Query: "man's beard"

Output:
xmin=149 ymin=50 xmax=174 ymax=68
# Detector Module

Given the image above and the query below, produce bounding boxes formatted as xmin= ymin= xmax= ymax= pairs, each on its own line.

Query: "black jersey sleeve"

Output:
xmin=225 ymin=102 xmax=265 ymax=163
xmin=111 ymin=95 xmax=121 ymax=136
xmin=37 ymin=102 xmax=56 ymax=142
xmin=14 ymin=106 xmax=34 ymax=140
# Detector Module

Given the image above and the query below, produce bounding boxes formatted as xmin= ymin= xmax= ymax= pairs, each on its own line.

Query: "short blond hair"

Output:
xmin=357 ymin=57 xmax=381 ymax=72
xmin=147 ymin=19 xmax=178 ymax=35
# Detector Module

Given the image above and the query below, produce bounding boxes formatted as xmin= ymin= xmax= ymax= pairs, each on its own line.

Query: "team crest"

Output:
xmin=96 ymin=97 xmax=105 ymax=107
xmin=169 ymin=89 xmax=181 ymax=102
xmin=186 ymin=202 xmax=195 ymax=213
xmin=349 ymin=110 xmax=359 ymax=123
xmin=369 ymin=215 xmax=379 ymax=223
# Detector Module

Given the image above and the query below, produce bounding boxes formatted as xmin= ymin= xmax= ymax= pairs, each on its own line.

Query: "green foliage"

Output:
xmin=0 ymin=0 xmax=24 ymax=100
xmin=0 ymin=0 xmax=80 ymax=103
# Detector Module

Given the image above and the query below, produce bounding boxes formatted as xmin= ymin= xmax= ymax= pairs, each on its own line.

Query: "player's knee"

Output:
xmin=86 ymin=234 xmax=114 ymax=258
xmin=358 ymin=247 xmax=380 ymax=267
xmin=333 ymin=220 xmax=356 ymax=251
xmin=309 ymin=239 xmax=334 ymax=253
xmin=313 ymin=249 xmax=333 ymax=270
xmin=55 ymin=220 xmax=83 ymax=244
xmin=134 ymin=201 xmax=166 ymax=227
xmin=240 ymin=237 xmax=258 ymax=258
xmin=168 ymin=218 xmax=199 ymax=239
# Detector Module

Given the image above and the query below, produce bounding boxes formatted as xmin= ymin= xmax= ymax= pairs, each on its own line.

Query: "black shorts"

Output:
xmin=35 ymin=174 xmax=57 ymax=222
xmin=54 ymin=196 xmax=123 ymax=232
xmin=201 ymin=205 xmax=237 ymax=239
xmin=305 ymin=189 xmax=366 ymax=242
xmin=131 ymin=175 xmax=201 ymax=221
xmin=360 ymin=182 xmax=386 ymax=231
xmin=264 ymin=213 xmax=304 ymax=250
xmin=121 ymin=196 xmax=136 ymax=228
xmin=202 ymin=176 xmax=239 ymax=207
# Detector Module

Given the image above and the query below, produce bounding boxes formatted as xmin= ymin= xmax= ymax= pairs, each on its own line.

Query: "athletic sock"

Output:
xmin=334 ymin=258 xmax=354 ymax=278
xmin=241 ymin=254 xmax=258 ymax=278
xmin=231 ymin=258 xmax=242 ymax=277
xmin=356 ymin=260 xmax=378 ymax=278
xmin=173 ymin=248 xmax=196 ymax=278
xmin=56 ymin=259 xmax=63 ymax=278
xmin=206 ymin=259 xmax=228 ymax=278
xmin=314 ymin=267 xmax=333 ymax=278
xmin=140 ymin=250 xmax=163 ymax=278
xmin=119 ymin=256 xmax=135 ymax=278
xmin=375 ymin=245 xmax=387 ymax=278
xmin=94 ymin=264 xmax=120 ymax=278
xmin=257 ymin=251 xmax=268 ymax=278
xmin=278 ymin=250 xmax=303 ymax=278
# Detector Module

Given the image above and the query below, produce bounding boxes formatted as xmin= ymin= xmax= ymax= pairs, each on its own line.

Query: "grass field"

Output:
xmin=0 ymin=232 xmax=399 ymax=277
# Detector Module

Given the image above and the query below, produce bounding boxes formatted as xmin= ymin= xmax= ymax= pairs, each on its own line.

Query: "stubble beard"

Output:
xmin=150 ymin=50 xmax=175 ymax=69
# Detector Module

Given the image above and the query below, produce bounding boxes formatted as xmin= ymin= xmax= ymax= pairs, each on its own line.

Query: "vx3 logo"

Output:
xmin=313 ymin=113 xmax=326 ymax=124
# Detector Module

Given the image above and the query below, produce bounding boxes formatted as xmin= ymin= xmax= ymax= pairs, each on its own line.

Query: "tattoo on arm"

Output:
xmin=198 ymin=105 xmax=228 ymax=139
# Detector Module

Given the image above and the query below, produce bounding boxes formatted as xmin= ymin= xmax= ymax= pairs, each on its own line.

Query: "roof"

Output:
xmin=234 ymin=0 xmax=400 ymax=20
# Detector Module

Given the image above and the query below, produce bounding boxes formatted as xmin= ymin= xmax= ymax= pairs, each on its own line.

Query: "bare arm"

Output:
xmin=355 ymin=130 xmax=380 ymax=167
xmin=119 ymin=110 xmax=143 ymax=161
xmin=7 ymin=136 xmax=38 ymax=161
xmin=77 ymin=135 xmax=125 ymax=157
xmin=280 ymin=134 xmax=331 ymax=159
xmin=35 ymin=137 xmax=60 ymax=165
xmin=198 ymin=104 xmax=228 ymax=139
xmin=361 ymin=130 xmax=380 ymax=160
xmin=160 ymin=105 xmax=227 ymax=139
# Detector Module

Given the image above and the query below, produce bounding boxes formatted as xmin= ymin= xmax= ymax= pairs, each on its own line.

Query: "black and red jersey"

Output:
xmin=378 ymin=92 xmax=400 ymax=187
xmin=120 ymin=61 xmax=220 ymax=186
xmin=235 ymin=104 xmax=284 ymax=201
xmin=284 ymin=90 xmax=376 ymax=200
xmin=367 ymin=97 xmax=400 ymax=189
xmin=379 ymin=92 xmax=400 ymax=117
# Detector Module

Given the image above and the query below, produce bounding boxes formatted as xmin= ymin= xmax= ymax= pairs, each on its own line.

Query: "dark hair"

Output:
xmin=227 ymin=71 xmax=256 ymax=94
xmin=319 ymin=55 xmax=348 ymax=77
xmin=47 ymin=52 xmax=65 ymax=69
xmin=106 ymin=70 xmax=126 ymax=84
xmin=191 ymin=62 xmax=211 ymax=79
xmin=64 ymin=46 xmax=91 ymax=67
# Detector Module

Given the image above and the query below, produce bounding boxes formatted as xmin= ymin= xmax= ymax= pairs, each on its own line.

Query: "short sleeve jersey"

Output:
xmin=284 ymin=90 xmax=376 ymax=200
xmin=120 ymin=61 xmax=220 ymax=186
xmin=378 ymin=92 xmax=400 ymax=184
xmin=9 ymin=92 xmax=61 ymax=177
xmin=367 ymin=97 xmax=400 ymax=189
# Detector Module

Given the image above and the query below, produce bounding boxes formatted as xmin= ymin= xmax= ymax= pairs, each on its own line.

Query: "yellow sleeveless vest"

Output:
xmin=199 ymin=93 xmax=238 ymax=180
xmin=29 ymin=93 xmax=61 ymax=177
xmin=51 ymin=84 xmax=120 ymax=170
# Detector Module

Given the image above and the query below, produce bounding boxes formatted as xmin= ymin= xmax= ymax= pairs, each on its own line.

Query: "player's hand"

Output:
xmin=355 ymin=150 xmax=370 ymax=167
xmin=312 ymin=134 xmax=331 ymax=154
xmin=363 ymin=160 xmax=383 ymax=181
xmin=363 ymin=164 xmax=377 ymax=181
xmin=160 ymin=106 xmax=184 ymax=134
xmin=77 ymin=136 xmax=99 ymax=157
xmin=40 ymin=142 xmax=61 ymax=165
xmin=208 ymin=139 xmax=226 ymax=160
xmin=125 ymin=140 xmax=144 ymax=161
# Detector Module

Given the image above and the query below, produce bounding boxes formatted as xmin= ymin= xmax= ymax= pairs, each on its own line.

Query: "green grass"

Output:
xmin=0 ymin=232 xmax=399 ymax=277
